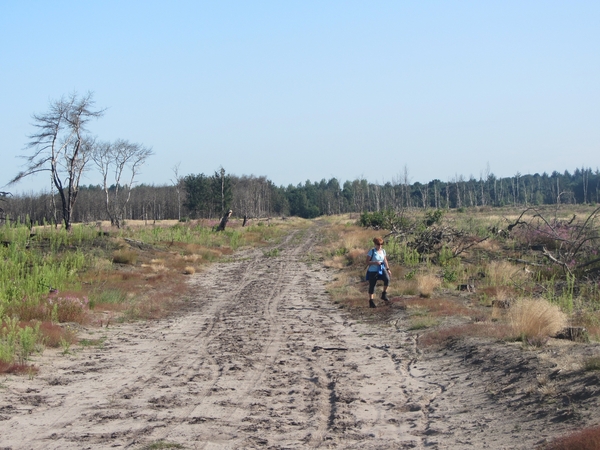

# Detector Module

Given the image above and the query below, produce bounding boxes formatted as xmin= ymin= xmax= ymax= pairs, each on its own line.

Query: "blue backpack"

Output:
xmin=365 ymin=248 xmax=386 ymax=280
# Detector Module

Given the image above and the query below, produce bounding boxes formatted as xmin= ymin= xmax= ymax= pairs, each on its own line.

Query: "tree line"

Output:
xmin=3 ymin=92 xmax=599 ymax=226
xmin=2 ymin=167 xmax=599 ymax=226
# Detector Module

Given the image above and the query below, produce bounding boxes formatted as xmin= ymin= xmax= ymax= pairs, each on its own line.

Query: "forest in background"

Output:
xmin=2 ymin=166 xmax=599 ymax=226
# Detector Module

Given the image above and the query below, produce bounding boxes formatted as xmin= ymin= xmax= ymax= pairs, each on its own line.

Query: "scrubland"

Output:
xmin=319 ymin=205 xmax=600 ymax=449
xmin=2 ymin=207 xmax=600 ymax=448
xmin=0 ymin=217 xmax=287 ymax=373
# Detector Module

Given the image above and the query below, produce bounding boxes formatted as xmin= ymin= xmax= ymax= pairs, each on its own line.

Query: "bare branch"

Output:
xmin=542 ymin=246 xmax=573 ymax=277
xmin=11 ymin=92 xmax=104 ymax=230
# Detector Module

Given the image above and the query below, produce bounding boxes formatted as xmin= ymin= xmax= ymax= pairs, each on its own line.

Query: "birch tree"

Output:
xmin=10 ymin=92 xmax=104 ymax=230
xmin=91 ymin=139 xmax=153 ymax=228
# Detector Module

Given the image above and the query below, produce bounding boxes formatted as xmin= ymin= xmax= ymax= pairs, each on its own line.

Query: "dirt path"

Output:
xmin=1 ymin=222 xmax=599 ymax=449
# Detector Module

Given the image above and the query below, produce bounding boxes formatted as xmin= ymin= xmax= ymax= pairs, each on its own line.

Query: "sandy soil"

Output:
xmin=1 ymin=222 xmax=600 ymax=449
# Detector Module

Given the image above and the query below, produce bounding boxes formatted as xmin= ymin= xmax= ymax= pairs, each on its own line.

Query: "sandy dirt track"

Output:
xmin=1 ymin=222 xmax=599 ymax=449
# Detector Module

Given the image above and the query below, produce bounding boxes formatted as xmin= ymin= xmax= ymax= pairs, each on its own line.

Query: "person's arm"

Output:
xmin=366 ymin=249 xmax=379 ymax=266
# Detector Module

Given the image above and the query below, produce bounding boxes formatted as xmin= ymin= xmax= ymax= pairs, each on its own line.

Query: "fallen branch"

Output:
xmin=506 ymin=207 xmax=535 ymax=232
xmin=453 ymin=236 xmax=489 ymax=257
xmin=542 ymin=246 xmax=573 ymax=277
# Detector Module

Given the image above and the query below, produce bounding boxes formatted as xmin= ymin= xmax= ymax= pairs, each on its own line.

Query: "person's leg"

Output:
xmin=380 ymin=271 xmax=390 ymax=302
xmin=368 ymin=273 xmax=377 ymax=308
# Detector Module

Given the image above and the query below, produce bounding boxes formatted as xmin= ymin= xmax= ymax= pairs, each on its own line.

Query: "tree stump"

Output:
xmin=216 ymin=210 xmax=233 ymax=231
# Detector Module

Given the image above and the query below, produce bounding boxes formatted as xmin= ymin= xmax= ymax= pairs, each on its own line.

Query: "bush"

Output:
xmin=508 ymin=298 xmax=566 ymax=340
xmin=358 ymin=211 xmax=387 ymax=228
xmin=46 ymin=293 xmax=89 ymax=323
xmin=358 ymin=209 xmax=411 ymax=230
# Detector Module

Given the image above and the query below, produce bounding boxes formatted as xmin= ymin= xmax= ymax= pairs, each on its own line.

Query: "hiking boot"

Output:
xmin=369 ymin=299 xmax=376 ymax=308
xmin=381 ymin=291 xmax=390 ymax=302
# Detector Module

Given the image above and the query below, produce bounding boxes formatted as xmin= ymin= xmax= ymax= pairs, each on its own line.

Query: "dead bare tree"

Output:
xmin=91 ymin=139 xmax=153 ymax=228
xmin=10 ymin=92 xmax=104 ymax=230
xmin=171 ymin=163 xmax=183 ymax=221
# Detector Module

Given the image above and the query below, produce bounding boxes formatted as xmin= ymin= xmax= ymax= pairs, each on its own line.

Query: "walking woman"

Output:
xmin=366 ymin=237 xmax=391 ymax=308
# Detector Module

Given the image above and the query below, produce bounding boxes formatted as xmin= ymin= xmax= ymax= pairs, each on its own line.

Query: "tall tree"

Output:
xmin=211 ymin=168 xmax=232 ymax=217
xmin=91 ymin=139 xmax=153 ymax=228
xmin=10 ymin=92 xmax=104 ymax=230
xmin=182 ymin=174 xmax=210 ymax=218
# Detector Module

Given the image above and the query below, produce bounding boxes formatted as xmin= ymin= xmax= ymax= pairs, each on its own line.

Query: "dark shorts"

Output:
xmin=368 ymin=270 xmax=389 ymax=294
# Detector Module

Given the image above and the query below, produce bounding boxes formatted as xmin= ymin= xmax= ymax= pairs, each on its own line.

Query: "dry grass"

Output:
xmin=324 ymin=255 xmax=350 ymax=269
xmin=0 ymin=362 xmax=38 ymax=375
xmin=183 ymin=266 xmax=196 ymax=275
xmin=397 ymin=297 xmax=473 ymax=318
xmin=347 ymin=248 xmax=368 ymax=266
xmin=183 ymin=254 xmax=201 ymax=263
xmin=37 ymin=321 xmax=78 ymax=348
xmin=339 ymin=296 xmax=372 ymax=309
xmin=416 ymin=273 xmax=441 ymax=298
xmin=542 ymin=425 xmax=600 ymax=450
xmin=112 ymin=249 xmax=138 ymax=265
xmin=419 ymin=322 xmax=511 ymax=347
xmin=508 ymin=298 xmax=567 ymax=340
xmin=473 ymin=239 xmax=501 ymax=252
xmin=395 ymin=278 xmax=418 ymax=296
xmin=583 ymin=356 xmax=600 ymax=371
xmin=486 ymin=261 xmax=529 ymax=287
xmin=327 ymin=276 xmax=364 ymax=303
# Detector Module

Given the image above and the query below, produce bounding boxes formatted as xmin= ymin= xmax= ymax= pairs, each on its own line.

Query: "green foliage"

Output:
xmin=59 ymin=336 xmax=71 ymax=355
xmin=263 ymin=248 xmax=280 ymax=257
xmin=404 ymin=269 xmax=417 ymax=280
xmin=424 ymin=209 xmax=444 ymax=227
xmin=182 ymin=169 xmax=233 ymax=218
xmin=408 ymin=317 xmax=439 ymax=330
xmin=358 ymin=209 xmax=411 ymax=230
xmin=543 ymin=274 xmax=576 ymax=313
xmin=90 ymin=289 xmax=127 ymax=308
xmin=438 ymin=246 xmax=458 ymax=267
xmin=442 ymin=268 xmax=458 ymax=283
xmin=0 ymin=222 xmax=93 ymax=321
xmin=0 ymin=317 xmax=43 ymax=364
xmin=387 ymin=240 xmax=420 ymax=266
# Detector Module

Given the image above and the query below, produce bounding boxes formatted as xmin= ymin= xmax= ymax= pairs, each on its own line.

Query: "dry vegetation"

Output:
xmin=2 ymin=209 xmax=600 ymax=447
xmin=317 ymin=207 xmax=600 ymax=448
xmin=0 ymin=217 xmax=293 ymax=373
xmin=319 ymin=207 xmax=600 ymax=342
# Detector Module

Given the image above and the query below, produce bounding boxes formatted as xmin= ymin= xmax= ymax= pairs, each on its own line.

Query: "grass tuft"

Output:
xmin=508 ymin=298 xmax=567 ymax=340
xmin=112 ymin=249 xmax=138 ymax=265
xmin=583 ymin=356 xmax=600 ymax=372
xmin=416 ymin=273 xmax=441 ymax=298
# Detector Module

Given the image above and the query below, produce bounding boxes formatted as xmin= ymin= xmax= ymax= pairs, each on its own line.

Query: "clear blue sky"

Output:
xmin=2 ymin=1 xmax=599 ymax=194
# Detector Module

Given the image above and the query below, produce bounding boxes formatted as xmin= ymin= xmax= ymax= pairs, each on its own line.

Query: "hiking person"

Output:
xmin=366 ymin=237 xmax=391 ymax=308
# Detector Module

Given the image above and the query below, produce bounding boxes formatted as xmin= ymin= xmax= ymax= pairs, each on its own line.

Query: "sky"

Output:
xmin=1 ymin=1 xmax=599 ymax=194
